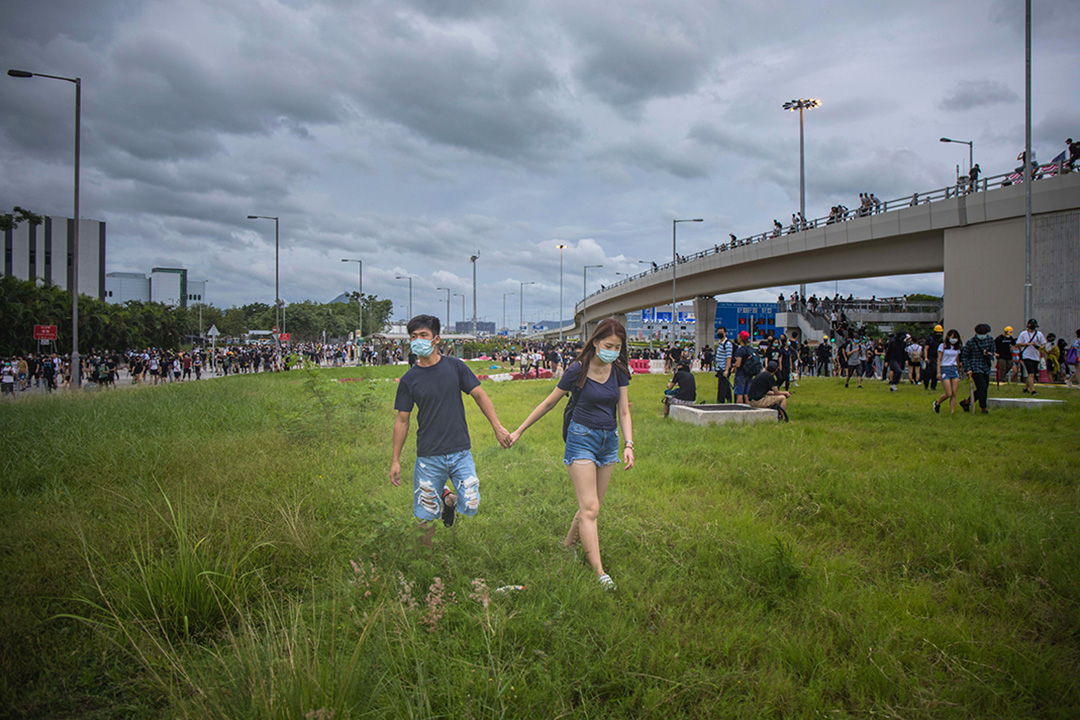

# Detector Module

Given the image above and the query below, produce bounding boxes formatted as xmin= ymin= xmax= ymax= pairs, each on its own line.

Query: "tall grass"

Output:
xmin=1 ymin=368 xmax=1078 ymax=718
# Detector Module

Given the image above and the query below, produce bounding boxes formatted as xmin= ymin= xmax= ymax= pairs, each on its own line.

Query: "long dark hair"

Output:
xmin=945 ymin=329 xmax=963 ymax=348
xmin=573 ymin=317 xmax=631 ymax=389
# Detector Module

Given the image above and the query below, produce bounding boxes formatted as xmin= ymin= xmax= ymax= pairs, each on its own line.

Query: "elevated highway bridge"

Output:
xmin=539 ymin=172 xmax=1080 ymax=347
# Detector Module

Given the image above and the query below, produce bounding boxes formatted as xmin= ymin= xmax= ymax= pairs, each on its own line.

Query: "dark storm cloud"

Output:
xmin=347 ymin=27 xmax=580 ymax=163
xmin=597 ymin=137 xmax=714 ymax=179
xmin=562 ymin=4 xmax=721 ymax=114
xmin=939 ymin=79 xmax=1020 ymax=112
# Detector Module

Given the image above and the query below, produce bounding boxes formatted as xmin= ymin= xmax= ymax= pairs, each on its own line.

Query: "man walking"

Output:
xmin=390 ymin=315 xmax=512 ymax=546
xmin=1016 ymin=319 xmax=1046 ymax=395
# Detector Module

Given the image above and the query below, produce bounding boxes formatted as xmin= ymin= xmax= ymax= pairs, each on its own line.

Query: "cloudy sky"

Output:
xmin=2 ymin=0 xmax=1078 ymax=327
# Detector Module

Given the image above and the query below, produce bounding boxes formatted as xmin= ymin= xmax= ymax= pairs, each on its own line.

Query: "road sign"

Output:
xmin=272 ymin=326 xmax=279 ymax=333
xmin=34 ymin=325 xmax=57 ymax=340
xmin=206 ymin=324 xmax=221 ymax=337
xmin=279 ymin=333 xmax=290 ymax=342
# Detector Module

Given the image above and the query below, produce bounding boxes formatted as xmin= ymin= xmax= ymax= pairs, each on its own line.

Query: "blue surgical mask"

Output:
xmin=597 ymin=348 xmax=620 ymax=363
xmin=410 ymin=338 xmax=434 ymax=357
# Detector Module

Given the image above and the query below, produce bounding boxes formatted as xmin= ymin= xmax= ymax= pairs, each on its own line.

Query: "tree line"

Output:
xmin=0 ymin=275 xmax=392 ymax=355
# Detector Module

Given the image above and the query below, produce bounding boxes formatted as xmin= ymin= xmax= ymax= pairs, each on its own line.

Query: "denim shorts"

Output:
xmin=733 ymin=375 xmax=749 ymax=396
xmin=563 ymin=421 xmax=620 ymax=467
xmin=941 ymin=365 xmax=960 ymax=380
xmin=412 ymin=450 xmax=479 ymax=522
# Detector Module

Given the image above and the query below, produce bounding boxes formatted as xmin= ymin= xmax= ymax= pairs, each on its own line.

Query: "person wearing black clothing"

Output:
xmin=885 ymin=332 xmax=908 ymax=391
xmin=994 ymin=327 xmax=1016 ymax=384
xmin=960 ymin=323 xmax=996 ymax=413
xmin=923 ymin=326 xmax=943 ymax=390
xmin=663 ymin=362 xmax=696 ymax=417
xmin=746 ymin=361 xmax=791 ymax=420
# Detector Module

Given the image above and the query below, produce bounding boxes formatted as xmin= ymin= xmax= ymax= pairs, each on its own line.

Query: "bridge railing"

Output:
xmin=585 ymin=163 xmax=1073 ymax=303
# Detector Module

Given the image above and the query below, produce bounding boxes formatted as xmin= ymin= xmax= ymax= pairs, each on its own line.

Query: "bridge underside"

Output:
xmin=584 ymin=231 xmax=944 ymax=321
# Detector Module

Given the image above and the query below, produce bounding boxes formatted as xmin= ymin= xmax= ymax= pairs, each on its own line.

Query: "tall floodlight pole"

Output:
xmin=502 ymin=292 xmax=515 ymax=334
xmin=556 ymin=244 xmax=567 ymax=342
xmin=247 ymin=211 xmax=280 ymax=362
xmin=519 ymin=281 xmax=535 ymax=337
xmin=395 ymin=275 xmax=413 ymax=319
xmin=1024 ymin=0 xmax=1032 ymax=320
xmin=437 ymin=287 xmax=451 ymax=328
xmin=583 ymin=264 xmax=603 ymax=338
xmin=470 ymin=252 xmax=480 ymax=335
xmin=342 ymin=258 xmax=363 ymax=341
xmin=9 ymin=69 xmax=82 ymax=386
xmin=672 ymin=219 xmax=704 ymax=342
xmin=783 ymin=98 xmax=821 ymax=300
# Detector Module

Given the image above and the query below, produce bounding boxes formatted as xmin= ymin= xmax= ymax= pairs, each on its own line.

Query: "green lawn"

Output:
xmin=1 ymin=366 xmax=1078 ymax=719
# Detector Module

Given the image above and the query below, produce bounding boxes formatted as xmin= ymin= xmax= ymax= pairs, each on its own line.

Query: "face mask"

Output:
xmin=597 ymin=348 xmax=620 ymax=364
xmin=410 ymin=338 xmax=434 ymax=357
xmin=950 ymin=338 xmax=959 ymax=346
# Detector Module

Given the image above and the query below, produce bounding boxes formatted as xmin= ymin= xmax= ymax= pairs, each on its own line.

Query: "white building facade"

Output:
xmin=3 ymin=216 xmax=106 ymax=299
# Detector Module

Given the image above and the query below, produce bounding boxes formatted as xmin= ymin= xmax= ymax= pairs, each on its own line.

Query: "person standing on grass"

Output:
xmin=1016 ymin=319 xmax=1046 ymax=395
xmin=885 ymin=332 xmax=908 ymax=392
xmin=714 ymin=327 xmax=733 ymax=403
xmin=732 ymin=330 xmax=757 ymax=403
xmin=1066 ymin=330 xmax=1080 ymax=388
xmin=842 ymin=332 xmax=864 ymax=388
xmin=933 ymin=329 xmax=964 ymax=414
xmin=960 ymin=323 xmax=996 ymax=413
xmin=924 ymin=325 xmax=943 ymax=391
xmin=390 ymin=315 xmax=512 ymax=547
xmin=509 ymin=318 xmax=634 ymax=591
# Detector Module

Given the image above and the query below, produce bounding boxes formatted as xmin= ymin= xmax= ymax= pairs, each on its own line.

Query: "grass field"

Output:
xmin=1 ymin=364 xmax=1078 ymax=719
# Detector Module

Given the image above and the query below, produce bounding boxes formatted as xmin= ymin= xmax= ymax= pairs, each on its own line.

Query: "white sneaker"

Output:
xmin=890 ymin=384 xmax=897 ymax=392
xmin=597 ymin=573 xmax=616 ymax=590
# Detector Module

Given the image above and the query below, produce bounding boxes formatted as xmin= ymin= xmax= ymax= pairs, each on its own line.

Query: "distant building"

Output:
xmin=2 ymin=216 xmax=106 ymax=299
xmin=105 ymin=267 xmax=207 ymax=308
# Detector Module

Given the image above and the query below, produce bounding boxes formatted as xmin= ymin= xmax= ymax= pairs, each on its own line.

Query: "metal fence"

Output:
xmin=587 ymin=163 xmax=1073 ymax=302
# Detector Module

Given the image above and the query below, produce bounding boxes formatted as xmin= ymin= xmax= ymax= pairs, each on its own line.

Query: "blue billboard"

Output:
xmin=715 ymin=302 xmax=779 ymax=339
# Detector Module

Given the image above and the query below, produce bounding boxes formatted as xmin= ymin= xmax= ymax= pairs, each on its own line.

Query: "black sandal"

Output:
xmin=441 ymin=487 xmax=456 ymax=528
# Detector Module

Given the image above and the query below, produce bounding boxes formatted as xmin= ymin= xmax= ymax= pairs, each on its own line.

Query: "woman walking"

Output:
xmin=934 ymin=329 xmax=964 ymax=414
xmin=510 ymin=318 xmax=634 ymax=590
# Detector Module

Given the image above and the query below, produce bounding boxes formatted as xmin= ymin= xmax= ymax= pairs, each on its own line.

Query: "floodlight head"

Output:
xmin=8 ymin=69 xmax=33 ymax=78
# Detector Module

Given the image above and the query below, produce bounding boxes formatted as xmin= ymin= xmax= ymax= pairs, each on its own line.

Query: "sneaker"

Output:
xmin=597 ymin=573 xmax=616 ymax=591
xmin=890 ymin=385 xmax=897 ymax=392
xmin=933 ymin=400 xmax=940 ymax=414
xmin=981 ymin=408 xmax=989 ymax=414
xmin=959 ymin=399 xmax=971 ymax=413
xmin=441 ymin=487 xmax=456 ymax=528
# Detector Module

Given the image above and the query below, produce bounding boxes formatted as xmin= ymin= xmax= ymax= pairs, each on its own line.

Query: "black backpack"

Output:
xmin=741 ymin=348 xmax=762 ymax=377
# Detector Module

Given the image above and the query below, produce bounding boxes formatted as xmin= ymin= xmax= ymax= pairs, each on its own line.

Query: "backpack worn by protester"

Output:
xmin=741 ymin=348 xmax=762 ymax=377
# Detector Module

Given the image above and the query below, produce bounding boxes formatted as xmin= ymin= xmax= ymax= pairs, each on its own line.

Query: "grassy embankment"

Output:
xmin=1 ymin=364 xmax=1078 ymax=719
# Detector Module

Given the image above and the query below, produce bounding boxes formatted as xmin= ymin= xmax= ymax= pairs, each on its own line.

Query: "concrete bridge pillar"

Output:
xmin=693 ymin=296 xmax=717 ymax=351
xmin=583 ymin=313 xmax=627 ymax=342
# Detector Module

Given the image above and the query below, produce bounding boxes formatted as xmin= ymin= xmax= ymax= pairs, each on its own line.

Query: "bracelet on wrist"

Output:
xmin=624 ymin=441 xmax=634 ymax=449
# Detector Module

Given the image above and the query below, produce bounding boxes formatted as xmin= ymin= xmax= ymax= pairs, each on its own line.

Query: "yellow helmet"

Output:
xmin=933 ymin=324 xmax=943 ymax=332
xmin=822 ymin=335 xmax=828 ymax=341
xmin=1004 ymin=326 xmax=1013 ymax=334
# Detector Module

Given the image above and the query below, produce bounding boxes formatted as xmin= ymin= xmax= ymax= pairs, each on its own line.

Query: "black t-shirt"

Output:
xmin=733 ymin=345 xmax=753 ymax=377
xmin=670 ymin=370 xmax=696 ymax=401
xmin=995 ymin=334 xmax=1015 ymax=358
xmin=926 ymin=334 xmax=942 ymax=361
xmin=394 ymin=355 xmax=481 ymax=457
xmin=557 ymin=361 xmax=629 ymax=430
xmin=747 ymin=371 xmax=776 ymax=402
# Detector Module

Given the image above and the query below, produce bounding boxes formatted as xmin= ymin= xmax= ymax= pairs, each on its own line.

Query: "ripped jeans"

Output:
xmin=412 ymin=450 xmax=480 ymax=522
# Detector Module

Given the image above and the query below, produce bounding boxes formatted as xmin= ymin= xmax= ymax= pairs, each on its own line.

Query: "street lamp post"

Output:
xmin=556 ymin=244 xmax=567 ymax=342
xmin=672 ymin=218 xmax=703 ymax=343
xmin=437 ymin=287 xmax=451 ymax=328
xmin=395 ymin=275 xmax=413 ymax=319
xmin=519 ymin=281 xmax=535 ymax=337
xmin=583 ymin=264 xmax=603 ymax=338
xmin=454 ymin=293 xmax=466 ymax=334
xmin=341 ymin=259 xmax=363 ymax=342
xmin=247 ymin=214 xmax=280 ymax=367
xmin=502 ymin=292 xmax=516 ymax=334
xmin=939 ymin=137 xmax=974 ymax=182
xmin=470 ymin=252 xmax=479 ymax=336
xmin=783 ymin=98 xmax=821 ymax=300
xmin=9 ymin=68 xmax=82 ymax=386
